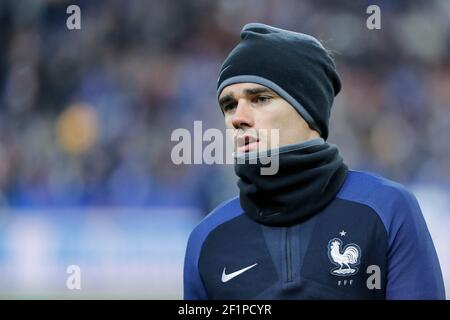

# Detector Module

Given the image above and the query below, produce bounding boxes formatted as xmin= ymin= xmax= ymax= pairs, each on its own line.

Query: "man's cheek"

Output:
xmin=224 ymin=118 xmax=232 ymax=129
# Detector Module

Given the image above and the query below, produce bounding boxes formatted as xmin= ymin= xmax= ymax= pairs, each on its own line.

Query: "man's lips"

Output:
xmin=236 ymin=135 xmax=259 ymax=152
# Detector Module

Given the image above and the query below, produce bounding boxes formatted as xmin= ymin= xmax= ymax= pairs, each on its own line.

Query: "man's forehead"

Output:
xmin=219 ymin=82 xmax=273 ymax=99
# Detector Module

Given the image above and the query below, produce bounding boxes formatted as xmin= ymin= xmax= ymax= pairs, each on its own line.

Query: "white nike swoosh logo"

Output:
xmin=221 ymin=263 xmax=258 ymax=283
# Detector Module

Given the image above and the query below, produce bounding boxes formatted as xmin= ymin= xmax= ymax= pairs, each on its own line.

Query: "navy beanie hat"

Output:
xmin=217 ymin=23 xmax=342 ymax=140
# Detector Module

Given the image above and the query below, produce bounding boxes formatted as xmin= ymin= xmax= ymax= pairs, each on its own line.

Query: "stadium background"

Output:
xmin=0 ymin=0 xmax=449 ymax=299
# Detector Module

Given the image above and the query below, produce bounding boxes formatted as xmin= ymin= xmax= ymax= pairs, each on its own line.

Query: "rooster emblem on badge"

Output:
xmin=327 ymin=238 xmax=361 ymax=276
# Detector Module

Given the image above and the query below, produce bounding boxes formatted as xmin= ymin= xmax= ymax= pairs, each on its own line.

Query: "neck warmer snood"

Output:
xmin=234 ymin=138 xmax=348 ymax=227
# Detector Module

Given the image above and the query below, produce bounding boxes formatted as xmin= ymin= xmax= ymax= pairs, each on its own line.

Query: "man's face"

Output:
xmin=219 ymin=82 xmax=319 ymax=153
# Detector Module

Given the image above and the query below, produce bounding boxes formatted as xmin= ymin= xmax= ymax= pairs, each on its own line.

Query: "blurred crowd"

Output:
xmin=0 ymin=0 xmax=449 ymax=214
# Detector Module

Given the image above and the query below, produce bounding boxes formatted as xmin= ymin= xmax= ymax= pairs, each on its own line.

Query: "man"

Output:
xmin=183 ymin=23 xmax=445 ymax=299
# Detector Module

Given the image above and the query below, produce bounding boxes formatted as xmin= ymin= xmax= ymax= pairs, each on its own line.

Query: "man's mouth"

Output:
xmin=236 ymin=135 xmax=260 ymax=153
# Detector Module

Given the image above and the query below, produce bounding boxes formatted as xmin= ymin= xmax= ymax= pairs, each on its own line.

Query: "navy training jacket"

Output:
xmin=183 ymin=170 xmax=445 ymax=299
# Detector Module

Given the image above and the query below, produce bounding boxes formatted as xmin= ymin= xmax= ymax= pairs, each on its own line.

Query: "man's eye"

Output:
xmin=254 ymin=96 xmax=271 ymax=104
xmin=223 ymin=103 xmax=236 ymax=112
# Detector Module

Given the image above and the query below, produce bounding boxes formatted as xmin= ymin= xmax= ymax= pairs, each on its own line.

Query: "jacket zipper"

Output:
xmin=285 ymin=227 xmax=293 ymax=282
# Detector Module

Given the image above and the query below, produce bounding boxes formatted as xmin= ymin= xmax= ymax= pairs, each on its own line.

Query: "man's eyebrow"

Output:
xmin=219 ymin=87 xmax=276 ymax=103
xmin=218 ymin=94 xmax=235 ymax=107
xmin=243 ymin=87 xmax=276 ymax=96
xmin=218 ymin=87 xmax=277 ymax=107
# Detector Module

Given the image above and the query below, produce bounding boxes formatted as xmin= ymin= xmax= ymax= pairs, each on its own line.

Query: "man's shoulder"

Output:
xmin=187 ymin=196 xmax=243 ymax=248
xmin=199 ymin=196 xmax=243 ymax=232
xmin=339 ymin=169 xmax=411 ymax=197
xmin=337 ymin=169 xmax=421 ymax=227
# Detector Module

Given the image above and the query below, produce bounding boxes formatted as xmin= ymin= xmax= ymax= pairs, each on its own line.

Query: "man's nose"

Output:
xmin=231 ymin=99 xmax=254 ymax=129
